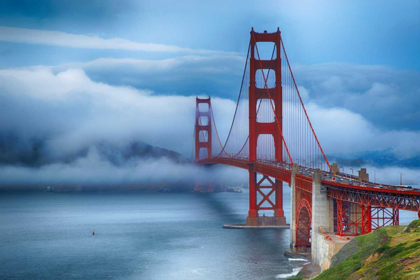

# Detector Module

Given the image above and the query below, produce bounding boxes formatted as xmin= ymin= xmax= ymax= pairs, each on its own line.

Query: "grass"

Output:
xmin=312 ymin=220 xmax=420 ymax=280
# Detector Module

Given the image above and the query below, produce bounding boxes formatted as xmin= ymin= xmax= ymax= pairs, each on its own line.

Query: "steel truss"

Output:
xmin=333 ymin=199 xmax=399 ymax=236
xmin=326 ymin=184 xmax=420 ymax=212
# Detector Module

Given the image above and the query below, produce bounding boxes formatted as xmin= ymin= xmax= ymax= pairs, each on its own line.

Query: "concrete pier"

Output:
xmin=313 ymin=231 xmax=354 ymax=270
xmin=311 ymin=169 xmax=333 ymax=265
xmin=358 ymin=168 xmax=369 ymax=183
xmin=289 ymin=164 xmax=299 ymax=250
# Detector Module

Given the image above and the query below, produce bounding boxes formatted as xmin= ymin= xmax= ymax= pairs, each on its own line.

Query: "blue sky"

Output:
xmin=0 ymin=0 xmax=419 ymax=185
xmin=0 ymin=0 xmax=419 ymax=69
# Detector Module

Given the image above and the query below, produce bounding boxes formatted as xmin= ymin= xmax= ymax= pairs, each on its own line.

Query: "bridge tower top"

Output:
xmin=249 ymin=28 xmax=283 ymax=163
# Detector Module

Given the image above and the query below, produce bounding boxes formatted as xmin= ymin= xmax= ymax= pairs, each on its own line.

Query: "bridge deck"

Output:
xmin=197 ymin=157 xmax=420 ymax=212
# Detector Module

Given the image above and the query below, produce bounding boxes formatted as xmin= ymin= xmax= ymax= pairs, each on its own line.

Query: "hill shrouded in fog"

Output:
xmin=0 ymin=140 xmax=197 ymax=191
xmin=0 ymin=137 xmax=188 ymax=167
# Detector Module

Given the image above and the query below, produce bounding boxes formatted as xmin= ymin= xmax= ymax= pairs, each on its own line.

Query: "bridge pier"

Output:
xmin=311 ymin=169 xmax=334 ymax=265
xmin=289 ymin=164 xmax=299 ymax=250
xmin=274 ymin=179 xmax=286 ymax=222
xmin=246 ymin=169 xmax=258 ymax=226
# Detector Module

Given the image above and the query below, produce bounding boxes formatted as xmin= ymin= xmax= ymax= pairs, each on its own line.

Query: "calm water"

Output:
xmin=0 ymin=188 xmax=303 ymax=280
xmin=1 ymin=188 xmax=418 ymax=279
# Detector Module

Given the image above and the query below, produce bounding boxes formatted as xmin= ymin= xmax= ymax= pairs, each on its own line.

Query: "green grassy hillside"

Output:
xmin=314 ymin=219 xmax=420 ymax=280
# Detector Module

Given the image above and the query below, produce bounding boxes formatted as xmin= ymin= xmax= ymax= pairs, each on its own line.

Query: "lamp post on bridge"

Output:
xmin=350 ymin=168 xmax=354 ymax=175
xmin=398 ymin=172 xmax=404 ymax=185
xmin=373 ymin=169 xmax=376 ymax=184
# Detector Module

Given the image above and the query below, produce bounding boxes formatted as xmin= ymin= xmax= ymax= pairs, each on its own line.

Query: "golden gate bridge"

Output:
xmin=194 ymin=28 xmax=420 ymax=254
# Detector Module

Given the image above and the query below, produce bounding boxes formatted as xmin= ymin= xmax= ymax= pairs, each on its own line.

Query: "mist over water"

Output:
xmin=0 ymin=189 xmax=298 ymax=280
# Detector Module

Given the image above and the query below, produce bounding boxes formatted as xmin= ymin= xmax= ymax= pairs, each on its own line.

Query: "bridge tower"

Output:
xmin=247 ymin=28 xmax=286 ymax=226
xmin=195 ymin=97 xmax=213 ymax=192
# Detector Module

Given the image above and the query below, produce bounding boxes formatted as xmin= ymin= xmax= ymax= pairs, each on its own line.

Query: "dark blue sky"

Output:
xmin=0 ymin=0 xmax=419 ymax=69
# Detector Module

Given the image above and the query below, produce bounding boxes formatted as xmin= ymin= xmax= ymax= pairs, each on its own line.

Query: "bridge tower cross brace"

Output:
xmin=194 ymin=97 xmax=213 ymax=192
xmin=247 ymin=28 xmax=285 ymax=226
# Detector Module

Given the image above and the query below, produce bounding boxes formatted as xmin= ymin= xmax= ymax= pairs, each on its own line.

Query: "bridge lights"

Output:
xmin=350 ymin=168 xmax=354 ymax=175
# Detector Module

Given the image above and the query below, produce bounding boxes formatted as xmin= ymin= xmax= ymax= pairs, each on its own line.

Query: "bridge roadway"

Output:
xmin=197 ymin=157 xmax=420 ymax=213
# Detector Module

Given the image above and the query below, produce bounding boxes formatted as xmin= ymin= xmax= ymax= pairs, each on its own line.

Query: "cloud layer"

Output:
xmin=0 ymin=26 xmax=236 ymax=55
xmin=55 ymin=58 xmax=420 ymax=158
xmin=2 ymin=61 xmax=420 ymax=160
xmin=0 ymin=147 xmax=247 ymax=187
xmin=0 ymin=66 xmax=233 ymax=158
xmin=307 ymin=103 xmax=420 ymax=158
xmin=294 ymin=63 xmax=420 ymax=131
xmin=58 ymin=55 xmax=244 ymax=98
xmin=0 ymin=58 xmax=419 ymax=186
xmin=0 ymin=65 xmax=245 ymax=187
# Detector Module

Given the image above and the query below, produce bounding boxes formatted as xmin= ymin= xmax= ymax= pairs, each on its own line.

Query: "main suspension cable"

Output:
xmin=280 ymin=38 xmax=330 ymax=169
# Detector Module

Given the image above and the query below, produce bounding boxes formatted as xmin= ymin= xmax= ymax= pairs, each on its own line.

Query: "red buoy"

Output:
xmin=92 ymin=231 xmax=95 ymax=235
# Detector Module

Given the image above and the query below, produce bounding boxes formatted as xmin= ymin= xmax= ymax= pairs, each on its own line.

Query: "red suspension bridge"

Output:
xmin=194 ymin=28 xmax=420 ymax=253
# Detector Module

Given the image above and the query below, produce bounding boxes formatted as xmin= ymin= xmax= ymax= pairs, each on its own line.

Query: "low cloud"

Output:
xmin=0 ymin=66 xmax=235 ymax=162
xmin=0 ymin=26 xmax=236 ymax=55
xmin=294 ymin=63 xmax=420 ymax=131
xmin=56 ymin=56 xmax=244 ymax=98
xmin=307 ymin=103 xmax=420 ymax=158
xmin=0 ymin=66 xmax=243 ymax=187
xmin=0 ymin=60 xmax=419 ymax=187
xmin=0 ymin=147 xmax=247 ymax=187
xmin=56 ymin=59 xmax=420 ymax=133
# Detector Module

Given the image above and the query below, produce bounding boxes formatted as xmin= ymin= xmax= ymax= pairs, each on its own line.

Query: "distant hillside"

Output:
xmin=0 ymin=140 xmax=193 ymax=192
xmin=0 ymin=138 xmax=189 ymax=167
xmin=329 ymin=149 xmax=420 ymax=168
xmin=313 ymin=220 xmax=420 ymax=280
xmin=93 ymin=141 xmax=189 ymax=166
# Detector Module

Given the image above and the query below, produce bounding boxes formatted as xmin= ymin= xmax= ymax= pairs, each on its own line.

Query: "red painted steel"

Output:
xmin=326 ymin=183 xmax=420 ymax=212
xmin=361 ymin=204 xmax=372 ymax=234
xmin=295 ymin=175 xmax=313 ymax=193
xmin=295 ymin=191 xmax=312 ymax=251
xmin=246 ymin=29 xmax=287 ymax=221
xmin=334 ymin=200 xmax=400 ymax=236
xmin=251 ymin=29 xmax=293 ymax=165
xmin=195 ymin=98 xmax=213 ymax=193
xmin=371 ymin=207 xmax=399 ymax=229
xmin=336 ymin=201 xmax=363 ymax=236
